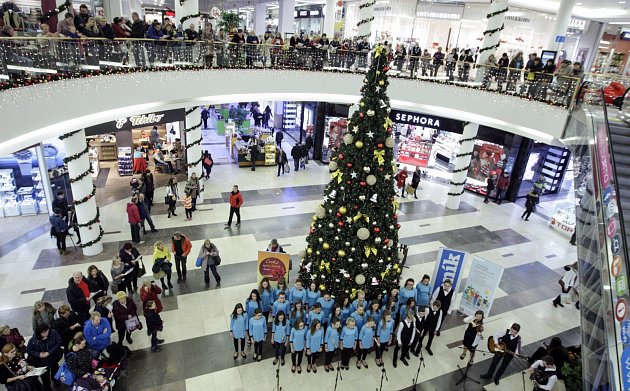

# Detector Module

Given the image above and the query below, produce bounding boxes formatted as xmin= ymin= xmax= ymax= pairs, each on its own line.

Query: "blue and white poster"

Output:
xmin=621 ymin=346 xmax=630 ymax=390
xmin=459 ymin=257 xmax=504 ymax=317
xmin=430 ymin=248 xmax=468 ymax=308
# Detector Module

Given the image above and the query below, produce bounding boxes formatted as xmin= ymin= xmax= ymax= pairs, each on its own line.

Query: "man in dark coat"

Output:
xmin=305 ymin=135 xmax=314 ymax=163
xmin=291 ymin=143 xmax=302 ymax=172
xmin=275 ymin=129 xmax=284 ymax=149
xmin=66 ymin=272 xmax=91 ymax=323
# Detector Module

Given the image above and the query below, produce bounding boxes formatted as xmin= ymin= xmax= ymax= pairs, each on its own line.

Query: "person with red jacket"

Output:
xmin=139 ymin=280 xmax=163 ymax=313
xmin=395 ymin=167 xmax=409 ymax=198
xmin=126 ymin=197 xmax=144 ymax=244
xmin=225 ymin=185 xmax=244 ymax=228
xmin=171 ymin=232 xmax=192 ymax=282
xmin=495 ymin=172 xmax=511 ymax=205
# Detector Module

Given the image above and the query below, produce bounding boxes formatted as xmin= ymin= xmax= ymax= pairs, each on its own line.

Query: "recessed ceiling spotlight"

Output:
xmin=620 ymin=1 xmax=627 ymax=4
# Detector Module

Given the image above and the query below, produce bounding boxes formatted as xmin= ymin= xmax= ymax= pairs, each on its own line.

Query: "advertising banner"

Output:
xmin=431 ymin=248 xmax=468 ymax=307
xmin=459 ymin=257 xmax=504 ymax=317
xmin=257 ymin=251 xmax=291 ymax=288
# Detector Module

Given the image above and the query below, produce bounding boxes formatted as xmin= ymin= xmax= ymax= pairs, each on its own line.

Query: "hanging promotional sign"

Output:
xmin=85 ymin=108 xmax=185 ymax=135
xmin=257 ymin=251 xmax=291 ymax=288
xmin=389 ymin=110 xmax=465 ymax=134
xmin=431 ymin=248 xmax=468 ymax=304
xmin=459 ymin=257 xmax=504 ymax=317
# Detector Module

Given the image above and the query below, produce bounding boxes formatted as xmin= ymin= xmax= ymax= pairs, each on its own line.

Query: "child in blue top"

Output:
xmin=273 ymin=279 xmax=288 ymax=302
xmin=357 ymin=316 xmax=376 ymax=369
xmin=272 ymin=310 xmax=289 ymax=366
xmin=248 ymin=308 xmax=267 ymax=362
xmin=350 ymin=305 xmax=367 ymax=333
xmin=324 ymin=317 xmax=341 ymax=372
xmin=290 ymin=319 xmax=308 ymax=374
xmin=288 ymin=279 xmax=308 ymax=306
xmin=375 ymin=310 xmax=394 ymax=367
xmin=340 ymin=297 xmax=353 ymax=325
xmin=329 ymin=305 xmax=342 ymax=328
xmin=316 ymin=293 xmax=334 ymax=326
xmin=259 ymin=278 xmax=274 ymax=321
xmin=307 ymin=303 xmax=325 ymax=326
xmin=351 ymin=290 xmax=368 ymax=313
xmin=399 ymin=278 xmax=417 ymax=307
xmin=245 ymin=289 xmax=261 ymax=346
xmin=290 ymin=300 xmax=306 ymax=328
xmin=366 ymin=300 xmax=382 ymax=324
xmin=271 ymin=292 xmax=291 ymax=320
xmin=229 ymin=303 xmax=248 ymax=359
xmin=399 ymin=297 xmax=417 ymax=321
xmin=383 ymin=289 xmax=400 ymax=322
xmin=306 ymin=282 xmax=321 ymax=310
xmin=415 ymin=275 xmax=432 ymax=307
xmin=306 ymin=319 xmax=324 ymax=373
xmin=340 ymin=317 xmax=358 ymax=370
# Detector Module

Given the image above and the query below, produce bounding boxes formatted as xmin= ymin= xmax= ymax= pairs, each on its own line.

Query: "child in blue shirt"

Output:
xmin=306 ymin=319 xmax=324 ymax=373
xmin=357 ymin=316 xmax=376 ymax=369
xmin=306 ymin=282 xmax=321 ymax=310
xmin=288 ymin=279 xmax=307 ymax=306
xmin=290 ymin=300 xmax=306 ymax=328
xmin=324 ymin=317 xmax=341 ymax=372
xmin=271 ymin=292 xmax=291 ymax=320
xmin=307 ymin=303 xmax=325 ymax=326
xmin=316 ymin=293 xmax=334 ymax=326
xmin=375 ymin=310 xmax=394 ymax=367
xmin=415 ymin=274 xmax=432 ymax=308
xmin=399 ymin=278 xmax=417 ymax=307
xmin=399 ymin=297 xmax=416 ymax=321
xmin=290 ymin=319 xmax=308 ymax=374
xmin=229 ymin=303 xmax=248 ymax=359
xmin=249 ymin=308 xmax=267 ymax=362
xmin=350 ymin=305 xmax=367 ymax=332
xmin=272 ymin=310 xmax=289 ymax=366
xmin=351 ymin=290 xmax=368 ymax=313
xmin=366 ymin=300 xmax=382 ymax=324
xmin=259 ymin=278 xmax=274 ymax=322
xmin=340 ymin=317 xmax=358 ymax=370
xmin=245 ymin=289 xmax=262 ymax=346
xmin=329 ymin=305 xmax=342 ymax=327
xmin=273 ymin=279 xmax=288 ymax=302
xmin=340 ymin=297 xmax=353 ymax=325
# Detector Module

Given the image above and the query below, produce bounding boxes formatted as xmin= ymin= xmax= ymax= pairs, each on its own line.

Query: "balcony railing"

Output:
xmin=0 ymin=36 xmax=581 ymax=108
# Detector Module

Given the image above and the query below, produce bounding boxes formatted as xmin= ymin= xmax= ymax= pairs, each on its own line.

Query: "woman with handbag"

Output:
xmin=198 ymin=239 xmax=221 ymax=289
xmin=112 ymin=291 xmax=139 ymax=346
xmin=119 ymin=242 xmax=143 ymax=291
xmin=153 ymin=241 xmax=173 ymax=291
xmin=0 ymin=343 xmax=44 ymax=391
xmin=553 ymin=263 xmax=578 ymax=308
xmin=165 ymin=178 xmax=179 ymax=218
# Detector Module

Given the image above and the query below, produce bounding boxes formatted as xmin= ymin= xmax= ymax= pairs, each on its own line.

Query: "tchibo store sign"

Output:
xmin=85 ymin=108 xmax=184 ymax=135
xmin=389 ymin=110 xmax=464 ymax=134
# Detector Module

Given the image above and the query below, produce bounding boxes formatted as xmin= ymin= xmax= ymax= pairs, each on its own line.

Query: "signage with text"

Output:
xmin=389 ymin=110 xmax=465 ymax=134
xmin=431 ymin=248 xmax=468 ymax=310
xmin=85 ymin=108 xmax=185 ymax=136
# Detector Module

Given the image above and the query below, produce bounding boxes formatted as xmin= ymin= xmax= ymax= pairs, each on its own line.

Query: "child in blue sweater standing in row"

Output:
xmin=272 ymin=311 xmax=289 ymax=366
xmin=249 ymin=308 xmax=267 ymax=362
xmin=230 ymin=303 xmax=248 ymax=359
xmin=340 ymin=317 xmax=358 ymax=370
xmin=271 ymin=292 xmax=291 ymax=321
xmin=357 ymin=316 xmax=376 ymax=369
xmin=290 ymin=319 xmax=308 ymax=374
xmin=259 ymin=278 xmax=273 ymax=322
xmin=323 ymin=317 xmax=341 ymax=372
xmin=306 ymin=319 xmax=324 ymax=372
xmin=375 ymin=310 xmax=394 ymax=367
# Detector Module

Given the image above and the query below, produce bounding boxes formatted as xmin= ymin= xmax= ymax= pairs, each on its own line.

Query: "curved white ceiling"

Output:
xmin=0 ymin=69 xmax=569 ymax=155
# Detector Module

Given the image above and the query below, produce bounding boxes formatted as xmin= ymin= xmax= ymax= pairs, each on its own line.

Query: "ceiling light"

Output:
xmin=576 ymin=2 xmax=582 ymax=4
xmin=601 ymin=40 xmax=611 ymax=44
xmin=620 ymin=1 xmax=627 ymax=3
xmin=609 ymin=22 xmax=630 ymax=24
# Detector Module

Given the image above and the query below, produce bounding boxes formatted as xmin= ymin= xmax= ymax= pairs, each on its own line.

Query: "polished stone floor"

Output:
xmin=0 ymin=136 xmax=579 ymax=391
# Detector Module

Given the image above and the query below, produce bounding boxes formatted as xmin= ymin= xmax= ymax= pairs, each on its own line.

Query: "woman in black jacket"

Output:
xmin=94 ymin=296 xmax=116 ymax=333
xmin=26 ymin=324 xmax=62 ymax=391
xmin=86 ymin=265 xmax=109 ymax=304
xmin=119 ymin=242 xmax=141 ymax=291
xmin=52 ymin=305 xmax=82 ymax=349
xmin=521 ymin=189 xmax=540 ymax=221
xmin=411 ymin=167 xmax=421 ymax=199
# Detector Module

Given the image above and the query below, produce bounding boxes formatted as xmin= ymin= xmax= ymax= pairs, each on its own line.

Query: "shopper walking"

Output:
xmin=126 ymin=197 xmax=144 ymax=244
xmin=198 ymin=239 xmax=222 ymax=288
xmin=201 ymin=107 xmax=209 ymax=129
xmin=166 ymin=177 xmax=179 ymax=218
xmin=485 ymin=175 xmax=495 ymax=203
xmin=202 ymin=151 xmax=214 ymax=179
xmin=495 ymin=172 xmax=511 ymax=204
xmin=291 ymin=143 xmax=302 ymax=172
xmin=137 ymin=193 xmax=158 ymax=234
xmin=225 ymin=185 xmax=244 ymax=228
xmin=521 ymin=189 xmax=539 ymax=221
xmin=411 ymin=167 xmax=421 ymax=199
xmin=185 ymin=173 xmax=200 ymax=210
xmin=553 ymin=263 xmax=578 ymax=308
xmin=277 ymin=148 xmax=288 ymax=176
xmin=49 ymin=208 xmax=70 ymax=255
xmin=182 ymin=191 xmax=194 ymax=220
xmin=153 ymin=241 xmax=173 ymax=291
xmin=275 ymin=130 xmax=284 ymax=149
xmin=112 ymin=291 xmax=138 ymax=345
xmin=171 ymin=232 xmax=192 ymax=283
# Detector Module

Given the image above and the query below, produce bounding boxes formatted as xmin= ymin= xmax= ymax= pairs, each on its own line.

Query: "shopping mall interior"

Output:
xmin=0 ymin=0 xmax=629 ymax=390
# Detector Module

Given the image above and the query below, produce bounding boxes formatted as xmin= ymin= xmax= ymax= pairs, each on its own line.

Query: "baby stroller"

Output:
xmin=73 ymin=343 xmax=131 ymax=390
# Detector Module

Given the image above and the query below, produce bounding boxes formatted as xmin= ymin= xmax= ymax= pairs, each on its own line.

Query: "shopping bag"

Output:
xmin=196 ymin=257 xmax=204 ymax=267
xmin=406 ymin=184 xmax=415 ymax=195
xmin=560 ymin=293 xmax=572 ymax=304
xmin=55 ymin=361 xmax=76 ymax=385
xmin=137 ymin=259 xmax=147 ymax=278
xmin=125 ymin=316 xmax=141 ymax=333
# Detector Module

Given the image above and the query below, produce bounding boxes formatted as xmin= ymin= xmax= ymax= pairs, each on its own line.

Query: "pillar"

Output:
xmin=175 ymin=0 xmax=200 ymax=29
xmin=35 ymin=145 xmax=54 ymax=215
xmin=446 ymin=122 xmax=479 ymax=210
xmin=185 ymin=107 xmax=203 ymax=179
xmin=546 ymin=0 xmax=577 ymax=50
xmin=60 ymin=130 xmax=103 ymax=256
xmin=475 ymin=0 xmax=508 ymax=82
xmin=279 ymin=0 xmax=295 ymax=36
xmin=357 ymin=0 xmax=374 ymax=40
xmin=40 ymin=0 xmax=65 ymax=33
xmin=102 ymin=0 xmax=125 ymax=21
xmin=255 ymin=3 xmax=267 ymax=34
xmin=324 ymin=0 xmax=336 ymax=38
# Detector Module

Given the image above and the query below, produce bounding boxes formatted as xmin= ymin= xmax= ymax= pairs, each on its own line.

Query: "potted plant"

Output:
xmin=561 ymin=360 xmax=582 ymax=390
xmin=217 ymin=11 xmax=242 ymax=34
xmin=229 ymin=107 xmax=248 ymax=131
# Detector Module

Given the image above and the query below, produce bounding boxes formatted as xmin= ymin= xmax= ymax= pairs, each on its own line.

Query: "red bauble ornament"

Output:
xmin=383 ymin=66 xmax=389 ymax=72
xmin=359 ymin=112 xmax=364 ymax=119
xmin=397 ymin=224 xmax=401 ymax=229
xmin=332 ymin=258 xmax=337 ymax=262
xmin=393 ymin=214 xmax=398 ymax=219
xmin=374 ymin=227 xmax=380 ymax=233
xmin=377 ymin=143 xmax=383 ymax=149
xmin=339 ymin=154 xmax=344 ymax=160
xmin=336 ymin=212 xmax=342 ymax=217
xmin=88 ymin=226 xmax=93 ymax=230
xmin=354 ymin=205 xmax=360 ymax=209
xmin=346 ymin=180 xmax=352 ymax=185
xmin=378 ymin=167 xmax=384 ymax=172
xmin=384 ymin=238 xmax=390 ymax=244
xmin=310 ymin=227 xmax=315 ymax=234
xmin=360 ymin=181 xmax=366 ymax=187
xmin=338 ymin=221 xmax=344 ymax=227
xmin=346 ymin=163 xmax=353 ymax=168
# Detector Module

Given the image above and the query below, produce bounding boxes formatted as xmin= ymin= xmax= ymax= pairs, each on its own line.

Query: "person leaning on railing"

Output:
xmin=270 ymin=32 xmax=283 ymax=68
xmin=554 ymin=60 xmax=574 ymax=105
xmin=0 ymin=26 xmax=34 ymax=68
xmin=496 ymin=53 xmax=509 ymax=91
xmin=201 ymin=24 xmax=215 ymax=67
xmin=481 ymin=54 xmax=498 ymax=89
xmin=506 ymin=52 xmax=524 ymax=92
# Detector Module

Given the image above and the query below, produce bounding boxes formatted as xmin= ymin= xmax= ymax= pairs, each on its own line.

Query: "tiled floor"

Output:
xmin=0 ymin=131 xmax=580 ymax=391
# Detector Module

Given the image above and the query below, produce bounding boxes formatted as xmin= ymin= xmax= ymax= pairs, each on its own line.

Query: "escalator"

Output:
xmin=606 ymin=117 xmax=630 ymax=260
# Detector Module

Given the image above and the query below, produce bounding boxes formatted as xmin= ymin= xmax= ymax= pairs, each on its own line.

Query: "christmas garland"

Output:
xmin=185 ymin=137 xmax=203 ymax=149
xmin=479 ymin=43 xmax=501 ymax=53
xmin=58 ymin=129 xmax=82 ymax=141
xmin=455 ymin=151 xmax=473 ymax=158
xmin=357 ymin=16 xmax=375 ymax=26
xmin=73 ymin=184 xmax=97 ymax=206
xmin=69 ymin=167 xmax=94 ymax=183
xmin=459 ymin=136 xmax=477 ymax=143
xmin=180 ymin=13 xmax=210 ymax=25
xmin=76 ymin=207 xmax=100 ymax=228
xmin=38 ymin=0 xmax=72 ymax=22
xmin=179 ymin=0 xmax=187 ymax=5
xmin=80 ymin=226 xmax=104 ymax=248
xmin=359 ymin=0 xmax=376 ymax=9
xmin=185 ymin=106 xmax=199 ymax=115
xmin=186 ymin=155 xmax=203 ymax=168
xmin=63 ymin=145 xmax=89 ymax=164
xmin=183 ymin=120 xmax=202 ymax=133
xmin=483 ymin=24 xmax=504 ymax=36
xmin=447 ymin=189 xmax=466 ymax=196
xmin=486 ymin=7 xmax=508 ymax=19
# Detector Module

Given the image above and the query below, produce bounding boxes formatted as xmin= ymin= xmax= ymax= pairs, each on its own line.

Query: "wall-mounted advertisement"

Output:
xmin=465 ymin=141 xmax=510 ymax=195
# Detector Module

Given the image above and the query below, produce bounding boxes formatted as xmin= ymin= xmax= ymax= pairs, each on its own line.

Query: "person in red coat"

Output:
xmin=112 ymin=291 xmax=138 ymax=345
xmin=139 ymin=280 xmax=163 ymax=313
xmin=495 ymin=172 xmax=511 ymax=205
xmin=225 ymin=185 xmax=244 ymax=228
xmin=126 ymin=199 xmax=144 ymax=244
xmin=395 ymin=167 xmax=409 ymax=198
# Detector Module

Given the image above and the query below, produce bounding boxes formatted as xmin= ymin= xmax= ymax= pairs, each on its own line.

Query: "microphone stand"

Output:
xmin=376 ymin=364 xmax=389 ymax=391
xmin=273 ymin=350 xmax=282 ymax=391
xmin=410 ymin=344 xmax=426 ymax=390
xmin=521 ymin=370 xmax=527 ymax=391
xmin=455 ymin=348 xmax=481 ymax=386
xmin=333 ymin=349 xmax=343 ymax=391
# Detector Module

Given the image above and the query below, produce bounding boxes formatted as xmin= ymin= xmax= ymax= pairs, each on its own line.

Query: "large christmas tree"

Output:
xmin=298 ymin=45 xmax=402 ymax=299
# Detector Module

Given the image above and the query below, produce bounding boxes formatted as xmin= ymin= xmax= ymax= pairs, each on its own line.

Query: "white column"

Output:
xmin=185 ymin=107 xmax=203 ymax=179
xmin=446 ymin=123 xmax=479 ymax=210
xmin=175 ymin=0 xmax=200 ymax=27
xmin=61 ymin=130 xmax=103 ymax=256
xmin=279 ymin=0 xmax=295 ymax=36
xmin=255 ymin=3 xmax=267 ymax=34
xmin=102 ymin=0 xmax=125 ymax=21
xmin=324 ymin=0 xmax=336 ymax=38
xmin=357 ymin=0 xmax=374 ymax=40
xmin=546 ymin=0 xmax=577 ymax=49
xmin=35 ymin=145 xmax=54 ymax=215
xmin=475 ymin=0 xmax=508 ymax=81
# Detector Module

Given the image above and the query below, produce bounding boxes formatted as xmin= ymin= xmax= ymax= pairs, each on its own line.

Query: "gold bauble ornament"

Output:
xmin=379 ymin=80 xmax=385 ymax=86
xmin=319 ymin=284 xmax=326 ymax=291
xmin=307 ymin=248 xmax=313 ymax=255
xmin=338 ymin=249 xmax=346 ymax=257
xmin=360 ymin=102 xmax=365 ymax=107
xmin=316 ymin=251 xmax=321 ymax=255
xmin=323 ymin=243 xmax=330 ymax=250
xmin=339 ymin=206 xmax=347 ymax=215
xmin=312 ymin=215 xmax=318 ymax=221
xmin=355 ymin=140 xmax=364 ymax=149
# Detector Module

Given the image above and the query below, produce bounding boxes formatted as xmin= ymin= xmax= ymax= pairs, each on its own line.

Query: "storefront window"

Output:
xmin=0 ymin=147 xmax=51 ymax=217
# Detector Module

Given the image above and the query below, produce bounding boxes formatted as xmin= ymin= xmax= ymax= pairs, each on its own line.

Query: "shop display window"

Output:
xmin=549 ymin=202 xmax=576 ymax=237
xmin=465 ymin=141 xmax=509 ymax=195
